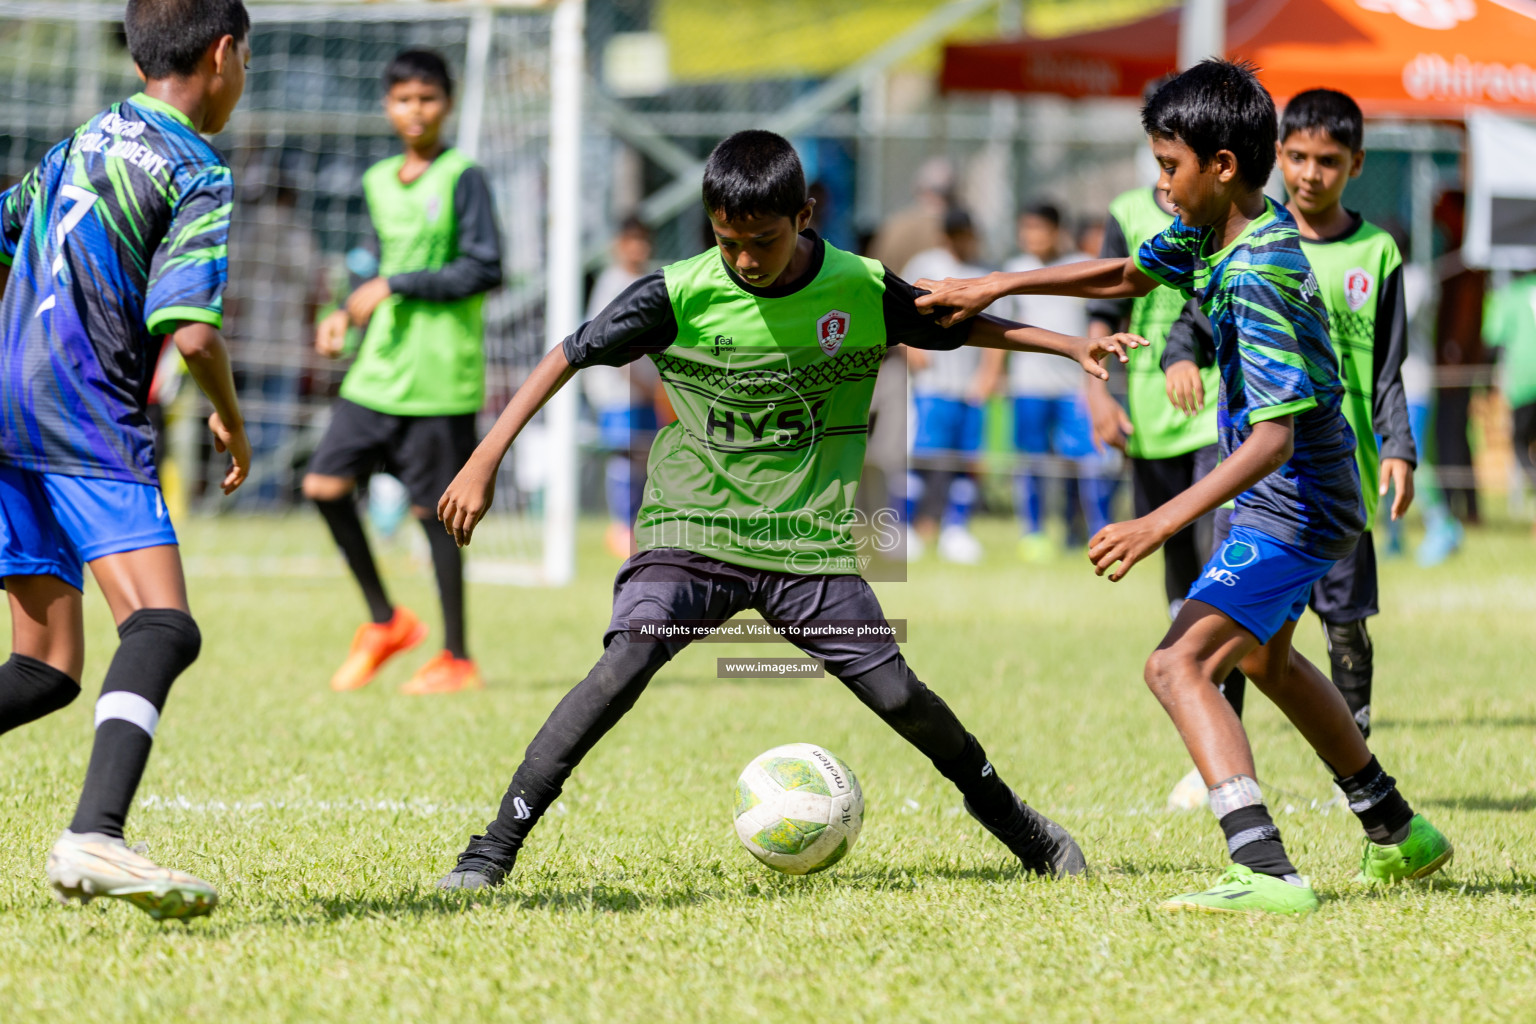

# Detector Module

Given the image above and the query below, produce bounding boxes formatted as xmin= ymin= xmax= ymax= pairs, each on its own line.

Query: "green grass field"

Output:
xmin=3 ymin=513 xmax=1535 ymax=1022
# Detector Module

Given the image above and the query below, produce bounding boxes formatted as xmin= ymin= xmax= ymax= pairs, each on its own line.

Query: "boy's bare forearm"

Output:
xmin=477 ymin=345 xmax=577 ymax=463
xmin=966 ymin=315 xmax=1081 ymax=358
xmin=988 ymin=259 xmax=1155 ymax=301
xmin=1148 ymin=418 xmax=1294 ymax=534
xmin=173 ymin=323 xmax=242 ymax=428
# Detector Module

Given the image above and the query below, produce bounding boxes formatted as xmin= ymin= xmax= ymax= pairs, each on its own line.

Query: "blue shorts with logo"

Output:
xmin=0 ymin=466 xmax=177 ymax=591
xmin=1184 ymin=523 xmax=1338 ymax=645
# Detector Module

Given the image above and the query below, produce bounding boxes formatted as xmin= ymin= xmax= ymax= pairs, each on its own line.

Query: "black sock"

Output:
xmin=1220 ymin=804 xmax=1298 ymax=878
xmin=421 ymin=516 xmax=467 ymax=659
xmin=1220 ymin=668 xmax=1247 ymax=718
xmin=316 ymin=496 xmax=392 ymax=624
xmin=70 ymin=610 xmax=200 ymax=838
xmin=1335 ymin=755 xmax=1413 ymax=844
xmin=931 ymin=733 xmax=1016 ymax=827
xmin=0 ymin=654 xmax=80 ymax=735
xmin=482 ymin=763 xmax=562 ymax=858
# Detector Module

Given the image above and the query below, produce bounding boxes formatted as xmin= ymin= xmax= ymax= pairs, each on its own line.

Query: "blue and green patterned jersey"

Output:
xmin=0 ymin=93 xmax=232 ymax=485
xmin=1135 ymin=199 xmax=1364 ymax=560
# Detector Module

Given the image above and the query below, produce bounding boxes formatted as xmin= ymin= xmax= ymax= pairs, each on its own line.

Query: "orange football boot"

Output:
xmin=330 ymin=607 xmax=428 ymax=691
xmin=401 ymin=651 xmax=484 ymax=695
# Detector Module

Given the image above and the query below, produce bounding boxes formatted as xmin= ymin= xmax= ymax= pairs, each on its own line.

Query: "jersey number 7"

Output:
xmin=36 ymin=183 xmax=98 ymax=317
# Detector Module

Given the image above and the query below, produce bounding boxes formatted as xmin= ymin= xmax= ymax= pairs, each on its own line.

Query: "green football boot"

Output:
xmin=1356 ymin=814 xmax=1453 ymax=885
xmin=1160 ymin=863 xmax=1319 ymax=916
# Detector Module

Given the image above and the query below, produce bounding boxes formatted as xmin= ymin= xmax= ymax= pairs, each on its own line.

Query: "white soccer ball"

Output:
xmin=733 ymin=743 xmax=864 ymax=875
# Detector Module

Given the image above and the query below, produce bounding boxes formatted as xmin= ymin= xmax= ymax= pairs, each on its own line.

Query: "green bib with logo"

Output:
xmin=342 ymin=147 xmax=484 ymax=416
xmin=637 ymin=244 xmax=890 ymax=574
xmin=1301 ymin=219 xmax=1401 ymax=521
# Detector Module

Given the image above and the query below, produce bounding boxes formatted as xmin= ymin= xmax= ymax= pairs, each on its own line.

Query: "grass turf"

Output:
xmin=2 ymin=514 xmax=1535 ymax=1022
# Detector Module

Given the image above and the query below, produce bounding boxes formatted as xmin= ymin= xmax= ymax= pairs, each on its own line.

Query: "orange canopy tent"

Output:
xmin=939 ymin=0 xmax=1536 ymax=118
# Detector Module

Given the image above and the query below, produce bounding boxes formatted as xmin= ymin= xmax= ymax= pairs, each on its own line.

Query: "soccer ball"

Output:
xmin=733 ymin=743 xmax=863 ymax=875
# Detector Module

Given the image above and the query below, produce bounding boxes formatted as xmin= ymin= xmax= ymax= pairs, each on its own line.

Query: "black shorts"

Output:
xmin=1309 ymin=529 xmax=1378 ymax=622
xmin=307 ymin=399 xmax=478 ymax=509
xmin=606 ymin=548 xmax=900 ymax=678
xmin=1212 ymin=509 xmax=1378 ymax=623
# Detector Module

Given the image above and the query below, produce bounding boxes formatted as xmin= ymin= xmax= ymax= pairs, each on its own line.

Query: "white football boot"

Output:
xmin=938 ymin=524 xmax=984 ymax=565
xmin=1166 ymin=767 xmax=1210 ymax=811
xmin=47 ymin=830 xmax=218 ymax=920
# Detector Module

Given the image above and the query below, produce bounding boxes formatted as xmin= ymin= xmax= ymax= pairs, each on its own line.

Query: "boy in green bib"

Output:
xmin=1159 ymin=88 xmax=1415 ymax=807
xmin=431 ymin=131 xmax=1144 ymax=889
xmin=305 ymin=49 xmax=502 ymax=695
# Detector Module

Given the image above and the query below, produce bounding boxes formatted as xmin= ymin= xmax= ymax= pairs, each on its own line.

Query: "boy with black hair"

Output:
xmin=1160 ymin=89 xmax=1416 ymax=798
xmin=0 ymin=0 xmax=251 ymax=919
xmin=917 ymin=60 xmax=1451 ymax=914
xmin=432 ymin=129 xmax=1146 ymax=890
xmin=306 ymin=48 xmax=503 ymax=696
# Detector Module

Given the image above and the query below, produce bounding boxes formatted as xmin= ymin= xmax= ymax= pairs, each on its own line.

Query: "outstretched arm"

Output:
xmin=913 ymin=258 xmax=1158 ymax=327
xmin=439 ymin=345 xmax=576 ymax=546
xmin=965 ymin=315 xmax=1143 ymax=381
xmin=1088 ymin=417 xmax=1294 ymax=581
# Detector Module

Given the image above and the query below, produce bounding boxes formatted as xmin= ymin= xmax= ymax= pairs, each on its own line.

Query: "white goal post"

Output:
xmin=0 ymin=0 xmax=582 ymax=585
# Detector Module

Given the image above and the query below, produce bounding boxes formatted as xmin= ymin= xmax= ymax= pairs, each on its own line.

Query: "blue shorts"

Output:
xmin=0 ymin=466 xmax=177 ymax=591
xmin=912 ymin=395 xmax=984 ymax=455
xmin=597 ymin=405 xmax=659 ymax=451
xmin=1185 ymin=524 xmax=1338 ymax=645
xmin=1011 ymin=394 xmax=1095 ymax=459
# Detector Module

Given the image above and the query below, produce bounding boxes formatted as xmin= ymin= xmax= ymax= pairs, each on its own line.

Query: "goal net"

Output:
xmin=0 ymin=0 xmax=578 ymax=585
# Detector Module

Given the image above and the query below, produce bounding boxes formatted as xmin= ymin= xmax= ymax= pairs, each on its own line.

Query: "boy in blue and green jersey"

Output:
xmin=1162 ymin=89 xmax=1417 ymax=754
xmin=305 ymin=49 xmax=503 ymax=697
xmin=918 ymin=61 xmax=1450 ymax=915
xmin=429 ymin=131 xmax=1149 ymax=890
xmin=1085 ymin=188 xmax=1250 ymax=773
xmin=0 ymin=0 xmax=252 ymax=919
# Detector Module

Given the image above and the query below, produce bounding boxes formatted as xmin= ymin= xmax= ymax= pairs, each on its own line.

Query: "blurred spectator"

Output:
xmin=582 ymin=216 xmax=663 ymax=558
xmin=999 ymin=202 xmax=1113 ymax=561
xmin=901 ymin=209 xmax=998 ymax=564
xmin=1077 ymin=217 xmax=1106 ymax=265
xmin=1484 ymin=269 xmax=1536 ymax=536
xmin=1431 ymin=191 xmax=1487 ymax=525
xmin=224 ymin=163 xmax=328 ymax=505
xmin=869 ymin=156 xmax=954 ymax=276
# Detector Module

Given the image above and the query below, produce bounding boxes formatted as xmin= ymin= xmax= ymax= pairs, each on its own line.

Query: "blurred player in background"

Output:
xmin=582 ymin=217 xmax=664 ymax=558
xmin=306 ymin=49 xmax=503 ymax=696
xmin=0 ymin=0 xmax=251 ymax=919
xmin=1000 ymin=203 xmax=1108 ymax=561
xmin=1484 ymin=268 xmax=1536 ymax=536
xmin=919 ymin=61 xmax=1451 ymax=915
xmin=1160 ymin=89 xmax=1416 ymax=811
xmin=902 ymin=208 xmax=999 ymax=563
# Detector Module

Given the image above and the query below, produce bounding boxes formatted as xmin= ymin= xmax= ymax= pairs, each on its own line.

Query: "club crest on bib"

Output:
xmin=425 ymin=195 xmax=443 ymax=224
xmin=816 ymin=310 xmax=850 ymax=356
xmin=1344 ymin=267 xmax=1374 ymax=312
